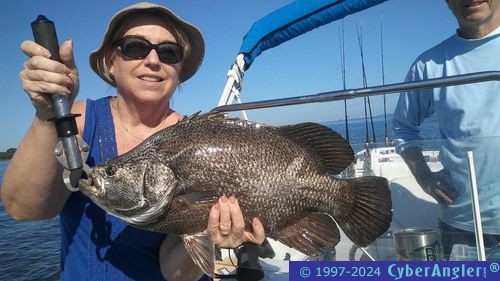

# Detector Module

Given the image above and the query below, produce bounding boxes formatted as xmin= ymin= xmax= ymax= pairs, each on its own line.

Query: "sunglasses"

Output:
xmin=117 ymin=36 xmax=183 ymax=64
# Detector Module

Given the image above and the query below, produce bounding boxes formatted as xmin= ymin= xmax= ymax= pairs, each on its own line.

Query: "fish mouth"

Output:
xmin=78 ymin=173 xmax=104 ymax=198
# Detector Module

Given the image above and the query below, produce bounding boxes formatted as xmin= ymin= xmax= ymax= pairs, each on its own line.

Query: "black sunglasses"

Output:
xmin=117 ymin=36 xmax=183 ymax=64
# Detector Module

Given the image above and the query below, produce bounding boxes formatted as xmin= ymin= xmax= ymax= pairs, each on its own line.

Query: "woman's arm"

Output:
xmin=1 ymin=39 xmax=81 ymax=220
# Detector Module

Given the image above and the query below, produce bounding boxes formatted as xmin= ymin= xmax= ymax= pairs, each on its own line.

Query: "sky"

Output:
xmin=0 ymin=0 xmax=456 ymax=151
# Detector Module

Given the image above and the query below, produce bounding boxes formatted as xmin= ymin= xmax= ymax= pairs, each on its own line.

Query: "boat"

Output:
xmin=209 ymin=0 xmax=500 ymax=279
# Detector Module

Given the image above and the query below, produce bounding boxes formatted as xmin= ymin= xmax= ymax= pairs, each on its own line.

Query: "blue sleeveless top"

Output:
xmin=59 ymin=96 xmax=166 ymax=280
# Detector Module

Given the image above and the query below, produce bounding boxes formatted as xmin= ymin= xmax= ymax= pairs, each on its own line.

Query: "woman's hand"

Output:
xmin=207 ymin=196 xmax=265 ymax=248
xmin=19 ymin=39 xmax=80 ymax=120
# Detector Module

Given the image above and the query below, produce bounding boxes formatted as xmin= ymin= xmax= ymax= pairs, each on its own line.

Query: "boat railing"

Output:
xmin=211 ymin=71 xmax=500 ymax=113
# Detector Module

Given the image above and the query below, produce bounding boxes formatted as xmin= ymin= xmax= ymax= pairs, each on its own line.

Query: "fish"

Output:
xmin=78 ymin=112 xmax=392 ymax=277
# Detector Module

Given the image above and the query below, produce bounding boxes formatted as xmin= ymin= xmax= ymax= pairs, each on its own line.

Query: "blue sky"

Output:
xmin=0 ymin=0 xmax=456 ymax=151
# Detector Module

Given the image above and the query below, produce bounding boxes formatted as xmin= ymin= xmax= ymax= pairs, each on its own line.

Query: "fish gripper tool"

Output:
xmin=31 ymin=15 xmax=90 ymax=191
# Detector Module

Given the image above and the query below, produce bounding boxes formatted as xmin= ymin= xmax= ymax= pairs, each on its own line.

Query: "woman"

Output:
xmin=1 ymin=2 xmax=265 ymax=280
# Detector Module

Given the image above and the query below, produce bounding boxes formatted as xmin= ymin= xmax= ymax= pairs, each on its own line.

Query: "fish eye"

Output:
xmin=105 ymin=166 xmax=117 ymax=177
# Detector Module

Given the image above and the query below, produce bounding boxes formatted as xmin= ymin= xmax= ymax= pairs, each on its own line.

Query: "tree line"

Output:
xmin=0 ymin=148 xmax=16 ymax=160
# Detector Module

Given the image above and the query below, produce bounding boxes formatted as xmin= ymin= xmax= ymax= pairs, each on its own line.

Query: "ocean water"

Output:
xmin=0 ymin=115 xmax=439 ymax=280
xmin=0 ymin=160 xmax=60 ymax=281
xmin=324 ymin=114 xmax=440 ymax=152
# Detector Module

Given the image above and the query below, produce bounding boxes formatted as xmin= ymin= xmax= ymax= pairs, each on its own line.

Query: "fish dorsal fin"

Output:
xmin=180 ymin=111 xmax=261 ymax=128
xmin=279 ymin=123 xmax=354 ymax=174
xmin=181 ymin=111 xmax=230 ymax=123
xmin=182 ymin=233 xmax=216 ymax=278
xmin=276 ymin=213 xmax=341 ymax=256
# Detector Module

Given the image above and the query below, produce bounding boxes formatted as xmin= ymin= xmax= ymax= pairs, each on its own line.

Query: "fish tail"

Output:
xmin=333 ymin=176 xmax=392 ymax=247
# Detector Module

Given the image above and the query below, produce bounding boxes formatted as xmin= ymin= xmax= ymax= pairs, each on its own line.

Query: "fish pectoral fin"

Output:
xmin=276 ymin=213 xmax=340 ymax=256
xmin=182 ymin=233 xmax=216 ymax=278
xmin=278 ymin=123 xmax=354 ymax=174
xmin=174 ymin=192 xmax=219 ymax=209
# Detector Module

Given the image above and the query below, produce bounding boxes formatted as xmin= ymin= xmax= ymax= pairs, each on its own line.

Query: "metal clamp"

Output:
xmin=54 ymin=137 xmax=90 ymax=192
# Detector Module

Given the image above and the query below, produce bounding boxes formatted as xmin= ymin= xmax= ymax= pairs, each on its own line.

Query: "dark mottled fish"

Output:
xmin=79 ymin=112 xmax=391 ymax=277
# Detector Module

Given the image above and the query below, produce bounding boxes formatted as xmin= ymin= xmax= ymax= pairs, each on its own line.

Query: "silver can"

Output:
xmin=394 ymin=228 xmax=444 ymax=261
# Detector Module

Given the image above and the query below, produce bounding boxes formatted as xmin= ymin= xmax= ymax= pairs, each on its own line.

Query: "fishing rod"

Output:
xmin=31 ymin=15 xmax=89 ymax=191
xmin=356 ymin=23 xmax=376 ymax=146
xmin=339 ymin=20 xmax=350 ymax=143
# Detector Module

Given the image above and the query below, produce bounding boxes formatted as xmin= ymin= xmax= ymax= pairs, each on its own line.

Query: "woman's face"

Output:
xmin=110 ymin=15 xmax=182 ymax=104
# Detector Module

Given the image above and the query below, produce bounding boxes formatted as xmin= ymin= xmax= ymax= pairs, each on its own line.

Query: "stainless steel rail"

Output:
xmin=211 ymin=71 xmax=500 ymax=113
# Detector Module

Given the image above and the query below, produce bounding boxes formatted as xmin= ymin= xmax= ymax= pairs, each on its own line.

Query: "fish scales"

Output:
xmin=167 ymin=120 xmax=344 ymax=227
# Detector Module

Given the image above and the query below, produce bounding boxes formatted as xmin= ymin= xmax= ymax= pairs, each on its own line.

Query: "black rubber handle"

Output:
xmin=31 ymin=15 xmax=83 ymax=170
xmin=31 ymin=15 xmax=62 ymax=62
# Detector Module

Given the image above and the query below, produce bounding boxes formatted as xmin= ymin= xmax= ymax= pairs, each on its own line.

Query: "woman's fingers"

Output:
xmin=207 ymin=196 xmax=266 ymax=249
xmin=246 ymin=218 xmax=266 ymax=245
xmin=23 ymin=53 xmax=73 ymax=76
xmin=21 ymin=67 xmax=73 ymax=95
xmin=207 ymin=202 xmax=221 ymax=235
xmin=20 ymin=40 xmax=51 ymax=58
xmin=20 ymin=40 xmax=76 ymax=92
xmin=20 ymin=44 xmax=74 ymax=97
xmin=59 ymin=39 xmax=78 ymax=71
xmin=59 ymin=39 xmax=80 ymax=98
xmin=228 ymin=196 xmax=245 ymax=238
xmin=19 ymin=40 xmax=79 ymax=120
xmin=218 ymin=196 xmax=232 ymax=236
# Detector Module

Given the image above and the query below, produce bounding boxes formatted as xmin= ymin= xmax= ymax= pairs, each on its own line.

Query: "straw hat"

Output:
xmin=89 ymin=2 xmax=205 ymax=85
